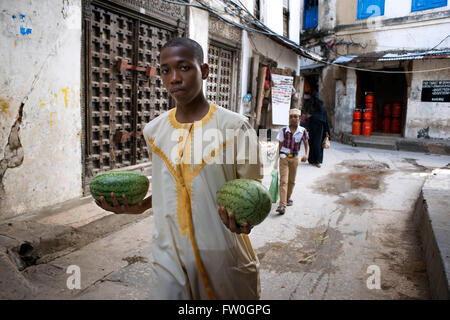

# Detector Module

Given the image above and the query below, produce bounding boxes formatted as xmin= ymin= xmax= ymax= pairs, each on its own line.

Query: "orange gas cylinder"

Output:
xmin=382 ymin=117 xmax=391 ymax=133
xmin=352 ymin=121 xmax=362 ymax=135
xmin=362 ymin=120 xmax=372 ymax=136
xmin=391 ymin=118 xmax=401 ymax=133
xmin=365 ymin=92 xmax=374 ymax=107
xmin=363 ymin=109 xmax=373 ymax=121
xmin=383 ymin=103 xmax=391 ymax=117
xmin=392 ymin=102 xmax=402 ymax=117
xmin=353 ymin=110 xmax=362 ymax=120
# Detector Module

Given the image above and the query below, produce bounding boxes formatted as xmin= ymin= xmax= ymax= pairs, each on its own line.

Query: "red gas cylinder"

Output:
xmin=365 ymin=92 xmax=374 ymax=108
xmin=392 ymin=102 xmax=402 ymax=117
xmin=352 ymin=121 xmax=362 ymax=135
xmin=363 ymin=109 xmax=373 ymax=121
xmin=383 ymin=103 xmax=391 ymax=117
xmin=362 ymin=120 xmax=372 ymax=136
xmin=391 ymin=118 xmax=401 ymax=133
xmin=382 ymin=117 xmax=391 ymax=133
xmin=353 ymin=110 xmax=362 ymax=120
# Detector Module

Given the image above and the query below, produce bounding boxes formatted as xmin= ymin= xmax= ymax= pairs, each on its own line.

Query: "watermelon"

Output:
xmin=216 ymin=179 xmax=272 ymax=227
xmin=89 ymin=171 xmax=149 ymax=206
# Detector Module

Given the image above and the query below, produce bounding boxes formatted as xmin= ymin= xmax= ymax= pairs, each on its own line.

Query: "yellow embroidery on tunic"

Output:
xmin=169 ymin=104 xmax=217 ymax=130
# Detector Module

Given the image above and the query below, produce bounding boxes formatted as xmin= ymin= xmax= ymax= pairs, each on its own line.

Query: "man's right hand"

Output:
xmin=95 ymin=192 xmax=152 ymax=214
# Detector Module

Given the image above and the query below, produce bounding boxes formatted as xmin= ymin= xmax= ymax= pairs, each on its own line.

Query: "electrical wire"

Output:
xmin=163 ymin=0 xmax=450 ymax=74
xmin=221 ymin=1 xmax=450 ymax=73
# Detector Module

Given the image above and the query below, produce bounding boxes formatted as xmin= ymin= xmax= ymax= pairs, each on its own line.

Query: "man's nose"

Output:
xmin=170 ymin=70 xmax=181 ymax=83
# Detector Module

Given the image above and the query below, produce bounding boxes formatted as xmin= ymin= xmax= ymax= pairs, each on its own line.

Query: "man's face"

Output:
xmin=289 ymin=114 xmax=300 ymax=126
xmin=160 ymin=45 xmax=208 ymax=105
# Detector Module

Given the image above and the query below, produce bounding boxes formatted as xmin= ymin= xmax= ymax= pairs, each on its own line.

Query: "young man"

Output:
xmin=276 ymin=108 xmax=309 ymax=215
xmin=95 ymin=37 xmax=263 ymax=300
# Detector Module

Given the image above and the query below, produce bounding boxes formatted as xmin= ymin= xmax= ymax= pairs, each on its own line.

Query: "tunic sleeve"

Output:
xmin=234 ymin=120 xmax=264 ymax=183
xmin=143 ymin=126 xmax=153 ymax=162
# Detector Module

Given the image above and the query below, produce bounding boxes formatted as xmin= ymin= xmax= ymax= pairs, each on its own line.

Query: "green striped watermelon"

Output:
xmin=216 ymin=179 xmax=272 ymax=227
xmin=89 ymin=171 xmax=149 ymax=206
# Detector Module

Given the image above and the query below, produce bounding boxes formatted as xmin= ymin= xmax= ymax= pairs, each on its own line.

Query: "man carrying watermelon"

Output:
xmin=95 ymin=38 xmax=264 ymax=300
xmin=275 ymin=108 xmax=309 ymax=215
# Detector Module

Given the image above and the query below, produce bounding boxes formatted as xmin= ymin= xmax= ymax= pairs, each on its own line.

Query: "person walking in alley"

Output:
xmin=95 ymin=37 xmax=264 ymax=300
xmin=304 ymin=92 xmax=330 ymax=168
xmin=276 ymin=108 xmax=309 ymax=215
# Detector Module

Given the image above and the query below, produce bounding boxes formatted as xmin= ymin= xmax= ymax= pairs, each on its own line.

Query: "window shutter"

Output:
xmin=412 ymin=0 xmax=447 ymax=12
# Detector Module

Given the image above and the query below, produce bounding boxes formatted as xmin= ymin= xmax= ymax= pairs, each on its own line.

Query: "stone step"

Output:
xmin=350 ymin=134 xmax=398 ymax=151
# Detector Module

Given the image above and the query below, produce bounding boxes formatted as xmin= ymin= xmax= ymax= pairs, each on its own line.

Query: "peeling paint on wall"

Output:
xmin=61 ymin=0 xmax=70 ymax=19
xmin=0 ymin=103 xmax=25 ymax=204
xmin=0 ymin=98 xmax=9 ymax=115
xmin=417 ymin=127 xmax=430 ymax=139
xmin=2 ymin=10 xmax=33 ymax=38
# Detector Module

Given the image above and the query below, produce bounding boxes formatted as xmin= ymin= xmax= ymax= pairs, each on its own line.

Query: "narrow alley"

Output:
xmin=2 ymin=141 xmax=448 ymax=300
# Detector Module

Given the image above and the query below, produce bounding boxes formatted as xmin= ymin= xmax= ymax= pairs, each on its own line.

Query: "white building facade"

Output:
xmin=300 ymin=0 xmax=450 ymax=141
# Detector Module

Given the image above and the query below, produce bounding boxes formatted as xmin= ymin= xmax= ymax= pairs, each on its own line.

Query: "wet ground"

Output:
xmin=253 ymin=142 xmax=449 ymax=300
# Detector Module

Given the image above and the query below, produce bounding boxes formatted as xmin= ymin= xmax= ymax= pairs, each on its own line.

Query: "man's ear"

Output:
xmin=201 ymin=63 xmax=209 ymax=80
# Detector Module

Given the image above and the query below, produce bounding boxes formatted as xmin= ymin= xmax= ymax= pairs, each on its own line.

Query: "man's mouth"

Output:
xmin=170 ymin=87 xmax=185 ymax=94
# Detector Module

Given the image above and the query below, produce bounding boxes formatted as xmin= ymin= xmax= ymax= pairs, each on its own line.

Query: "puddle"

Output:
xmin=316 ymin=172 xmax=383 ymax=195
xmin=313 ymin=160 xmax=390 ymax=196
xmin=337 ymin=160 xmax=390 ymax=171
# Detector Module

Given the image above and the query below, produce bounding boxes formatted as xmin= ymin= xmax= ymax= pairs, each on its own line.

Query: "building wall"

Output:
xmin=187 ymin=6 xmax=210 ymax=94
xmin=337 ymin=0 xmax=450 ymax=26
xmin=318 ymin=0 xmax=337 ymax=32
xmin=406 ymin=59 xmax=450 ymax=139
xmin=265 ymin=0 xmax=284 ymax=35
xmin=289 ymin=0 xmax=301 ymax=44
xmin=334 ymin=69 xmax=357 ymax=134
xmin=0 ymin=0 xmax=82 ymax=219
xmin=335 ymin=17 xmax=450 ymax=55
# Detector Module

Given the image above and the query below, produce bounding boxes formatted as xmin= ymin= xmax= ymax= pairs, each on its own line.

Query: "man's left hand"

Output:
xmin=301 ymin=156 xmax=308 ymax=162
xmin=218 ymin=206 xmax=252 ymax=234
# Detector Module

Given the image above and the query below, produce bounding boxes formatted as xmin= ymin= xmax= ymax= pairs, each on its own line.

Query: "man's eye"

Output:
xmin=180 ymin=66 xmax=190 ymax=71
xmin=161 ymin=69 xmax=169 ymax=75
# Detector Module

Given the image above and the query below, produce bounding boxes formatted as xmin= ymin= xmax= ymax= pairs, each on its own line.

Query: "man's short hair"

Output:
xmin=161 ymin=37 xmax=204 ymax=66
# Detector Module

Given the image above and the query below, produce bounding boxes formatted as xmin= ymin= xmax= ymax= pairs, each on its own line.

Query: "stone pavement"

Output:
xmin=1 ymin=141 xmax=449 ymax=299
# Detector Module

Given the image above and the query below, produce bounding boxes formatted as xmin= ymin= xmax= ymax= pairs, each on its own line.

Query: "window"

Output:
xmin=357 ymin=0 xmax=385 ymax=20
xmin=303 ymin=0 xmax=318 ymax=30
xmin=412 ymin=0 xmax=448 ymax=12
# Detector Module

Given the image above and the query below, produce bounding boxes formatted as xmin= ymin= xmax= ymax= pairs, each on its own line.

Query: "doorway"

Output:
xmin=356 ymin=69 xmax=408 ymax=136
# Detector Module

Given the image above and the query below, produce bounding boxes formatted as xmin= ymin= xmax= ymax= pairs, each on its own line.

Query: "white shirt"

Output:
xmin=276 ymin=125 xmax=308 ymax=155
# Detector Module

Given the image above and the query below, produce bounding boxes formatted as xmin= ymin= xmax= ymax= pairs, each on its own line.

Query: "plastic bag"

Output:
xmin=322 ymin=136 xmax=330 ymax=149
xmin=269 ymin=169 xmax=279 ymax=203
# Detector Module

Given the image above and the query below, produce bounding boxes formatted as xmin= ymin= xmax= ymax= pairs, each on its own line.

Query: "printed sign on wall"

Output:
xmin=421 ymin=80 xmax=450 ymax=102
xmin=271 ymin=74 xmax=294 ymax=125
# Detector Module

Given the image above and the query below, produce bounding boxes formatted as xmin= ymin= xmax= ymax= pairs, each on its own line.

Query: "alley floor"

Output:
xmin=2 ymin=142 xmax=449 ymax=300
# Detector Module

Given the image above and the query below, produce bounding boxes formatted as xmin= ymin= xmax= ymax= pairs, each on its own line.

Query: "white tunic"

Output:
xmin=143 ymin=104 xmax=264 ymax=300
